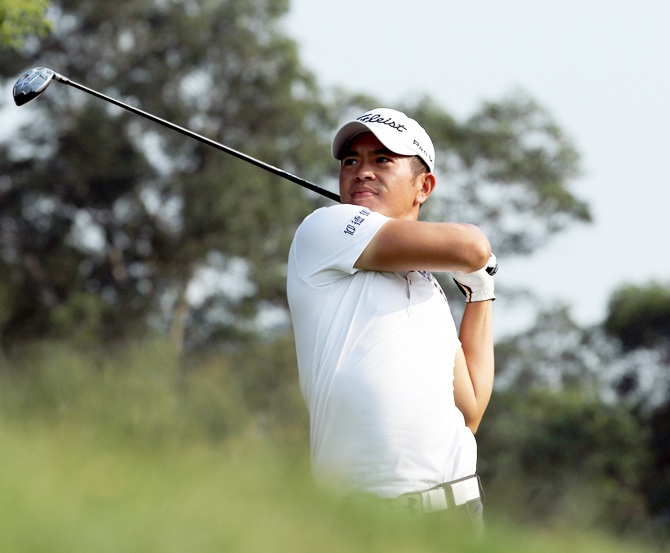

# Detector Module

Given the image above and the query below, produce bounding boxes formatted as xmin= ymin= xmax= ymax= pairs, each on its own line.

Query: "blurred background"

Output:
xmin=0 ymin=1 xmax=668 ymax=551
xmin=287 ymin=0 xmax=670 ymax=336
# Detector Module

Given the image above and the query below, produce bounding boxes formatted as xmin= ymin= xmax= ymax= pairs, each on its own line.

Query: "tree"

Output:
xmin=0 ymin=0 xmax=590 ymax=353
xmin=603 ymin=281 xmax=670 ymax=535
xmin=0 ymin=0 xmax=51 ymax=48
xmin=478 ymin=388 xmax=651 ymax=535
xmin=598 ymin=282 xmax=670 ymax=408
xmin=410 ymin=95 xmax=591 ymax=256
xmin=0 ymin=0 xmax=335 ymax=350
xmin=493 ymin=305 xmax=612 ymax=394
xmin=605 ymin=282 xmax=670 ymax=356
xmin=489 ymin=285 xmax=670 ymax=541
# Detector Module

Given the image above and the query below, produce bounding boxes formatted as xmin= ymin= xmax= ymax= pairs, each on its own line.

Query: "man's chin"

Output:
xmin=345 ymin=196 xmax=381 ymax=211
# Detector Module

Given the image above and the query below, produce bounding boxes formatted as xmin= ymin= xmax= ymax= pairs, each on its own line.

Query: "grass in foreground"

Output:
xmin=0 ymin=418 xmax=657 ymax=553
xmin=0 ymin=339 xmax=659 ymax=552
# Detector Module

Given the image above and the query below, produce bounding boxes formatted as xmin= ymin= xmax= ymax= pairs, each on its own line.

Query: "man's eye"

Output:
xmin=342 ymin=158 xmax=357 ymax=166
xmin=376 ymin=156 xmax=390 ymax=163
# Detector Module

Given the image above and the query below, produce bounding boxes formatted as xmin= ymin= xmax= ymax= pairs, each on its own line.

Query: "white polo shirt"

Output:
xmin=287 ymin=204 xmax=476 ymax=498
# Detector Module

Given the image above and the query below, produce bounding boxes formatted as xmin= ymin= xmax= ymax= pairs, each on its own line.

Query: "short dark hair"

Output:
xmin=410 ymin=155 xmax=430 ymax=178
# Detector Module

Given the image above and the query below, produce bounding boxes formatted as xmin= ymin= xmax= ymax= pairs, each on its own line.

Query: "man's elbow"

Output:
xmin=463 ymin=402 xmax=489 ymax=435
xmin=465 ymin=417 xmax=482 ymax=435
xmin=465 ymin=232 xmax=492 ymax=273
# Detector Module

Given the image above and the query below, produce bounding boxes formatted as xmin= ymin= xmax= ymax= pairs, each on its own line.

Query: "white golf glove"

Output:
xmin=451 ymin=254 xmax=498 ymax=302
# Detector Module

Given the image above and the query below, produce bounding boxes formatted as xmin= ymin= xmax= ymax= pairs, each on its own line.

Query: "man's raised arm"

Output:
xmin=354 ymin=219 xmax=491 ymax=274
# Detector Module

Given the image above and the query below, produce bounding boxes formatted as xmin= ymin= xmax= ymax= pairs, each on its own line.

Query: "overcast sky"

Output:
xmin=284 ymin=0 xmax=670 ymax=335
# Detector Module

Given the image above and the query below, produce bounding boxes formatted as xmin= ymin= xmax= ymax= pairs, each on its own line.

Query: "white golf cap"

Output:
xmin=332 ymin=108 xmax=435 ymax=172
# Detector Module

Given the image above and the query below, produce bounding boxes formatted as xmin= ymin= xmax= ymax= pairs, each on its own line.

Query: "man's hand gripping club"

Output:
xmin=451 ymin=254 xmax=498 ymax=302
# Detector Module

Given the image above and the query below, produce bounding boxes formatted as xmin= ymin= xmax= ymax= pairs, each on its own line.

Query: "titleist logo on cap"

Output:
xmin=357 ymin=113 xmax=408 ymax=133
xmin=356 ymin=113 xmax=433 ymax=166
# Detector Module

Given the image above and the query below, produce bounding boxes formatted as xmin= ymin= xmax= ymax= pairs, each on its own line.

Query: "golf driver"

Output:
xmin=13 ymin=67 xmax=341 ymax=203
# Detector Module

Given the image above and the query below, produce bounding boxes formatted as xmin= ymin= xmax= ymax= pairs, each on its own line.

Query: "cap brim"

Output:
xmin=332 ymin=121 xmax=368 ymax=159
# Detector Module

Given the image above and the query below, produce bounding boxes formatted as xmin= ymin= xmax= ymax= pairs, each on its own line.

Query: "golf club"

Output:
xmin=13 ymin=67 xmax=341 ymax=203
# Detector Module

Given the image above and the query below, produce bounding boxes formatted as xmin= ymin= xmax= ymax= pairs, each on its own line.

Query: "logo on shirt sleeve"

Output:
xmin=343 ymin=208 xmax=372 ymax=236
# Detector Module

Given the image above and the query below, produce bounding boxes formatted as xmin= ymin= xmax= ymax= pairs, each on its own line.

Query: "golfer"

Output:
xmin=287 ymin=108 xmax=496 ymax=533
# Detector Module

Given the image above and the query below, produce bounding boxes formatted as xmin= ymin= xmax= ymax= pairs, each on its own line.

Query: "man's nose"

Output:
xmin=354 ymin=163 xmax=375 ymax=180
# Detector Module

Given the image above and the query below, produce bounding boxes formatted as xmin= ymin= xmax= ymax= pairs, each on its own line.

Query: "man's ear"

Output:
xmin=416 ymin=173 xmax=437 ymax=205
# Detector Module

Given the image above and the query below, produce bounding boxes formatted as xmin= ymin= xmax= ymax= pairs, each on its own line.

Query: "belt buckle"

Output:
xmin=424 ymin=475 xmax=481 ymax=512
xmin=394 ymin=475 xmax=481 ymax=514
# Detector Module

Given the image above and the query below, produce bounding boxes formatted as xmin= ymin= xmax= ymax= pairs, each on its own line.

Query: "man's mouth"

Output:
xmin=350 ymin=187 xmax=377 ymax=200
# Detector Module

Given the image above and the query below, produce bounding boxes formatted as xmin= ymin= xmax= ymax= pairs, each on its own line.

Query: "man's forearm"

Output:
xmin=457 ymin=300 xmax=494 ymax=433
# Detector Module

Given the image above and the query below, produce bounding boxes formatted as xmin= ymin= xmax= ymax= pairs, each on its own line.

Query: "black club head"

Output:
xmin=13 ymin=67 xmax=55 ymax=106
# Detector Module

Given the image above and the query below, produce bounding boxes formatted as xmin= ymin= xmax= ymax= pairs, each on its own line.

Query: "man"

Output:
xmin=286 ymin=108 xmax=496 ymax=533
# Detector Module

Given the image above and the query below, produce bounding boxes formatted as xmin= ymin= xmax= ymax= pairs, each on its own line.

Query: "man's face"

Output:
xmin=338 ymin=132 xmax=433 ymax=220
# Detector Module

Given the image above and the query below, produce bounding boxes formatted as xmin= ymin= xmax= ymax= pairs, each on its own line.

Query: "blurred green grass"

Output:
xmin=0 ymin=339 xmax=656 ymax=553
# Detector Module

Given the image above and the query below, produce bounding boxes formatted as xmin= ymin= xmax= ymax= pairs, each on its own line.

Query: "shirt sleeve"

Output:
xmin=292 ymin=204 xmax=390 ymax=287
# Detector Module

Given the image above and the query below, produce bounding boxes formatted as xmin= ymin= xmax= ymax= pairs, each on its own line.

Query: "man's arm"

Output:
xmin=453 ymin=301 xmax=494 ymax=434
xmin=354 ymin=216 xmax=496 ymax=432
xmin=354 ymin=219 xmax=491 ymax=274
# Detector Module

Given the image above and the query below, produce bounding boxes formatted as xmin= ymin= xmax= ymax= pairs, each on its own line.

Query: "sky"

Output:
xmin=284 ymin=0 xmax=670 ymax=336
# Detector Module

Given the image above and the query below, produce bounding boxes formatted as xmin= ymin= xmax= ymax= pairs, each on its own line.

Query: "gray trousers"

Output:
xmin=425 ymin=497 xmax=485 ymax=538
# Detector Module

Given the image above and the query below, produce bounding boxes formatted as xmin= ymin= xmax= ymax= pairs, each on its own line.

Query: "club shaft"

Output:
xmin=53 ymin=73 xmax=340 ymax=203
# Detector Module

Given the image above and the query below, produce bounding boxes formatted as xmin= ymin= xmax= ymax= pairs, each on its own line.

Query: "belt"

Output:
xmin=386 ymin=475 xmax=481 ymax=514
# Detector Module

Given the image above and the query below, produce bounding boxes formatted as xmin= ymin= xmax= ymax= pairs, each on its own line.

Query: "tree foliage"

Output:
xmin=0 ymin=0 xmax=51 ymax=48
xmin=409 ymin=95 xmax=591 ymax=255
xmin=494 ymin=305 xmax=613 ymax=394
xmin=0 ymin=0 xmax=589 ymax=351
xmin=493 ymin=286 xmax=670 ymax=542
xmin=478 ymin=388 xmax=651 ymax=535
xmin=601 ymin=281 xmax=670 ymax=532
xmin=0 ymin=0 xmax=337 ymax=350
xmin=604 ymin=282 xmax=670 ymax=354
